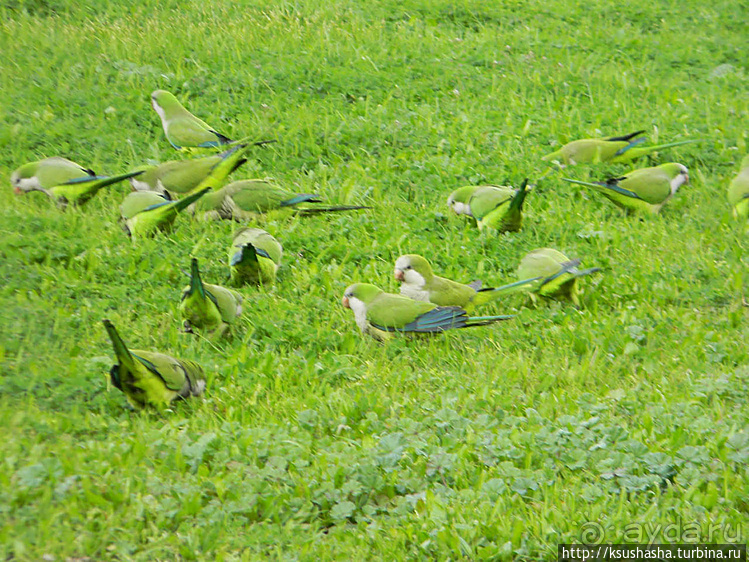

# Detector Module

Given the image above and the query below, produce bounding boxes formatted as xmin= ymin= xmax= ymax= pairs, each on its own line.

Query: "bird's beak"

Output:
xmin=13 ymin=186 xmax=22 ymax=195
xmin=685 ymin=174 xmax=690 ymax=183
xmin=394 ymin=269 xmax=404 ymax=282
xmin=342 ymin=296 xmax=350 ymax=309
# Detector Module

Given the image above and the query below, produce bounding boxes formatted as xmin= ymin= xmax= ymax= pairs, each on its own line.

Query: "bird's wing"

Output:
xmin=226 ymin=180 xmax=288 ymax=212
xmin=366 ymin=293 xmax=438 ymax=329
xmin=469 ymin=187 xmax=512 ymax=220
xmin=169 ymin=118 xmax=224 ymax=148
xmin=618 ymin=170 xmax=672 ymax=204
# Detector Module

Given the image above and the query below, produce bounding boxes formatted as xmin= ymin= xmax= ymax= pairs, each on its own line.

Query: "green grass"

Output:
xmin=1 ymin=0 xmax=747 ymax=559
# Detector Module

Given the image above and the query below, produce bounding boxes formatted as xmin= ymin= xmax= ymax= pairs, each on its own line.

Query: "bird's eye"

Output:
xmin=405 ymin=265 xmax=412 ymax=270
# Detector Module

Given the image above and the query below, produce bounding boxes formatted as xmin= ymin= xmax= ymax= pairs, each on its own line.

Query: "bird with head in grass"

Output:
xmin=180 ymin=258 xmax=243 ymax=337
xmin=129 ymin=142 xmax=272 ymax=199
xmin=542 ymin=130 xmax=698 ymax=166
xmin=120 ymin=187 xmax=211 ymax=239
xmin=516 ymin=248 xmax=601 ymax=307
xmin=229 ymin=227 xmax=282 ymax=286
xmin=195 ymin=179 xmax=369 ymax=221
xmin=102 ymin=319 xmax=205 ymax=409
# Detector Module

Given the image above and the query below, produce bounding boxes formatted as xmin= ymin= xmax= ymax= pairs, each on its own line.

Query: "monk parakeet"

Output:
xmin=342 ymin=283 xmax=514 ymax=342
xmin=447 ymin=180 xmax=529 ymax=232
xmin=393 ymin=254 xmax=540 ymax=312
xmin=517 ymin=248 xmax=600 ymax=307
xmin=542 ymin=130 xmax=698 ymax=166
xmin=195 ymin=179 xmax=369 ymax=221
xmin=11 ymin=157 xmax=143 ymax=207
xmin=120 ymin=187 xmax=210 ymax=239
xmin=563 ymin=162 xmax=689 ymax=214
xmin=229 ymin=227 xmax=282 ymax=286
xmin=151 ymin=89 xmax=232 ymax=151
xmin=728 ymin=154 xmax=749 ymax=220
xmin=102 ymin=319 xmax=205 ymax=409
xmin=179 ymin=258 xmax=243 ymax=337
xmin=129 ymin=143 xmax=257 ymax=198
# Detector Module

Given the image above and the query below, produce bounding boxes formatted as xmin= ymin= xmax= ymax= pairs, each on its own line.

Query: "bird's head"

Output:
xmin=151 ymin=89 xmax=181 ymax=116
xmin=394 ymin=254 xmax=432 ymax=287
xmin=446 ymin=185 xmax=477 ymax=216
xmin=342 ymin=283 xmax=382 ymax=309
xmin=661 ymin=162 xmax=689 ymax=193
xmin=10 ymin=162 xmax=40 ymax=194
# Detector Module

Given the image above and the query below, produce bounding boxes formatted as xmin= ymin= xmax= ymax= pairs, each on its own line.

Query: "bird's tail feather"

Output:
xmin=464 ymin=314 xmax=516 ymax=327
xmin=92 ymin=169 xmax=146 ymax=188
xmin=606 ymin=130 xmax=646 ymax=142
xmin=572 ymin=266 xmax=602 ymax=278
xmin=562 ymin=177 xmax=643 ymax=200
xmin=102 ymin=319 xmax=136 ymax=372
xmin=508 ymin=179 xmax=529 ymax=214
xmin=173 ymin=186 xmax=211 ymax=214
xmin=538 ymin=259 xmax=582 ymax=288
xmin=281 ymin=194 xmax=324 ymax=207
xmin=188 ymin=258 xmax=206 ymax=299
xmin=619 ymin=139 xmax=700 ymax=159
xmin=296 ymin=205 xmax=372 ymax=215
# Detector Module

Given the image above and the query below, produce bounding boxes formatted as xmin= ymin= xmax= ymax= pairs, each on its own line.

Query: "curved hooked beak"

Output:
xmin=684 ymin=173 xmax=690 ymax=183
xmin=13 ymin=186 xmax=22 ymax=195
xmin=341 ymin=296 xmax=350 ymax=309
xmin=394 ymin=268 xmax=404 ymax=282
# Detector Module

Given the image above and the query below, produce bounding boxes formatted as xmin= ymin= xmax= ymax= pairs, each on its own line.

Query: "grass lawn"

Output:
xmin=0 ymin=0 xmax=747 ymax=559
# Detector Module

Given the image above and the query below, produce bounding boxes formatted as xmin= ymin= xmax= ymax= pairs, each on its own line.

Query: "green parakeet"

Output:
xmin=102 ymin=319 xmax=205 ymax=409
xmin=130 ymin=143 xmax=256 ymax=198
xmin=151 ymin=89 xmax=232 ymax=151
xmin=394 ymin=254 xmax=540 ymax=312
xmin=229 ymin=227 xmax=282 ymax=286
xmin=11 ymin=157 xmax=143 ymax=207
xmin=180 ymin=258 xmax=243 ymax=336
xmin=563 ymin=162 xmax=689 ymax=214
xmin=446 ymin=180 xmax=529 ymax=232
xmin=517 ymin=248 xmax=600 ymax=307
xmin=195 ymin=179 xmax=369 ymax=221
xmin=342 ymin=283 xmax=514 ymax=342
xmin=120 ymin=187 xmax=210 ymax=239
xmin=728 ymin=154 xmax=749 ymax=220
xmin=542 ymin=130 xmax=697 ymax=165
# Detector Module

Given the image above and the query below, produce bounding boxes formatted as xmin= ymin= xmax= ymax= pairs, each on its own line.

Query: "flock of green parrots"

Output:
xmin=10 ymin=89 xmax=749 ymax=410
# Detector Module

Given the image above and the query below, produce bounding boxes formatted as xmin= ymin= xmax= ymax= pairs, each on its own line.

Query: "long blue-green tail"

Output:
xmin=465 ymin=314 xmax=516 ymax=327
xmin=615 ymin=138 xmax=701 ymax=161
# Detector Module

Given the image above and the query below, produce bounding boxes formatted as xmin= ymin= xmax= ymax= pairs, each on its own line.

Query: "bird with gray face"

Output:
xmin=341 ymin=282 xmax=514 ymax=342
xmin=11 ymin=156 xmax=142 ymax=207
xmin=151 ymin=89 xmax=232 ymax=151
xmin=393 ymin=254 xmax=539 ymax=312
xmin=563 ymin=162 xmax=689 ymax=214
xmin=129 ymin=143 xmax=253 ymax=199
xmin=446 ymin=179 xmax=530 ymax=233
